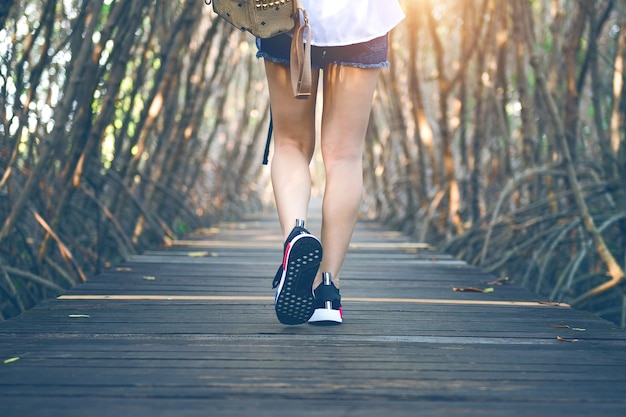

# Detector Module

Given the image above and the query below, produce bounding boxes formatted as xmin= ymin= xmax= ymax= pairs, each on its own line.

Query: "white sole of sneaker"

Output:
xmin=308 ymin=307 xmax=343 ymax=325
xmin=274 ymin=234 xmax=322 ymax=325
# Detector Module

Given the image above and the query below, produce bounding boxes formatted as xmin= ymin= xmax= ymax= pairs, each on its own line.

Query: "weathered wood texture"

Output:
xmin=1 ymin=201 xmax=625 ymax=416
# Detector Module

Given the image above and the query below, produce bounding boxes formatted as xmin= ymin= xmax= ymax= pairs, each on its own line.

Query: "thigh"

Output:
xmin=320 ymin=64 xmax=381 ymax=159
xmin=264 ymin=60 xmax=320 ymax=152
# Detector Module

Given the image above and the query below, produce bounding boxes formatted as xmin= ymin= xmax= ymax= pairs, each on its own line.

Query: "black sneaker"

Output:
xmin=308 ymin=272 xmax=342 ymax=325
xmin=272 ymin=219 xmax=322 ymax=325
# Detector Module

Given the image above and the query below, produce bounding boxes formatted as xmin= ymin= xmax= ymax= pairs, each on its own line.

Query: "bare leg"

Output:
xmin=317 ymin=64 xmax=381 ymax=288
xmin=263 ymin=61 xmax=321 ymax=240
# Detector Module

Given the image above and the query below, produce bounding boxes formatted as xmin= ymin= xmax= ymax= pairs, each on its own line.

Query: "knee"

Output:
xmin=274 ymin=132 xmax=316 ymax=161
xmin=321 ymin=141 xmax=364 ymax=167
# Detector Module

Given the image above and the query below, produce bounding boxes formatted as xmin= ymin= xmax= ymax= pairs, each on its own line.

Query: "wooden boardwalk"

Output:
xmin=1 ymin=203 xmax=626 ymax=416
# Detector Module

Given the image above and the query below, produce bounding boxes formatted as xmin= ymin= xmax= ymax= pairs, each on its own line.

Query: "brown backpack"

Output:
xmin=207 ymin=0 xmax=312 ymax=98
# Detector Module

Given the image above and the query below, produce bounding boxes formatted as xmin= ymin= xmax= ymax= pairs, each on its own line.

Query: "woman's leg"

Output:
xmin=264 ymin=61 xmax=326 ymax=325
xmin=317 ymin=64 xmax=381 ymax=288
xmin=263 ymin=61 xmax=321 ymax=239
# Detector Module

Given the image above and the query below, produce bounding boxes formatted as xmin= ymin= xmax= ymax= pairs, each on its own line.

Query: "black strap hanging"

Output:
xmin=262 ymin=109 xmax=273 ymax=165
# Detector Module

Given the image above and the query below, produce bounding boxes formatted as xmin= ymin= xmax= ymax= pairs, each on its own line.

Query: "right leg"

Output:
xmin=317 ymin=64 xmax=381 ymax=288
xmin=264 ymin=60 xmax=323 ymax=325
xmin=308 ymin=65 xmax=380 ymax=326
xmin=263 ymin=60 xmax=320 ymax=240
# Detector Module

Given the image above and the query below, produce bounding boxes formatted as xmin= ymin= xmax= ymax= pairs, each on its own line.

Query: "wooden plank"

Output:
xmin=1 ymin=200 xmax=626 ymax=417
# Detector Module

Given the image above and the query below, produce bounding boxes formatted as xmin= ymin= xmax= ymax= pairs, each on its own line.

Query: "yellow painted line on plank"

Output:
xmin=58 ymin=295 xmax=270 ymax=301
xmin=348 ymin=297 xmax=569 ymax=307
xmin=349 ymin=242 xmax=434 ymax=250
xmin=57 ymin=294 xmax=569 ymax=307
xmin=170 ymin=240 xmax=280 ymax=248
xmin=170 ymin=240 xmax=433 ymax=250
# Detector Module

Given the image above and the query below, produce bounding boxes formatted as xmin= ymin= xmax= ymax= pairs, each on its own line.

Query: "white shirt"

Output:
xmin=299 ymin=0 xmax=405 ymax=46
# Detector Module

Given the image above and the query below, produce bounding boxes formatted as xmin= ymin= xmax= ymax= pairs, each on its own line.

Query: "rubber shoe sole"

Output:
xmin=308 ymin=307 xmax=343 ymax=325
xmin=274 ymin=234 xmax=322 ymax=325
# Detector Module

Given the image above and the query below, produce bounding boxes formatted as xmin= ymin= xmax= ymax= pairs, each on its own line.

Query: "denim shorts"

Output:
xmin=256 ymin=34 xmax=390 ymax=69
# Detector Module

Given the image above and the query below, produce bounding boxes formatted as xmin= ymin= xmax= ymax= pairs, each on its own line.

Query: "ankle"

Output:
xmin=314 ymin=272 xmax=340 ymax=290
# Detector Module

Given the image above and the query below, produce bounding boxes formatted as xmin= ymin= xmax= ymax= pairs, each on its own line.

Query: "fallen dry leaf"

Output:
xmin=486 ymin=277 xmax=509 ymax=285
xmin=551 ymin=324 xmax=586 ymax=331
xmin=556 ymin=336 xmax=579 ymax=343
xmin=188 ymin=251 xmax=209 ymax=257
xmin=537 ymin=301 xmax=563 ymax=306
xmin=453 ymin=287 xmax=494 ymax=293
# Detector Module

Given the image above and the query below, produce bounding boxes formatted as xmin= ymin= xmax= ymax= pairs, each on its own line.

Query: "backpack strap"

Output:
xmin=262 ymin=109 xmax=273 ymax=165
xmin=290 ymin=3 xmax=312 ymax=98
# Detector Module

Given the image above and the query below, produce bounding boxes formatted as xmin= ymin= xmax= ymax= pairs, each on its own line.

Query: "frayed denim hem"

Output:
xmin=333 ymin=61 xmax=390 ymax=69
xmin=256 ymin=51 xmax=390 ymax=70
xmin=256 ymin=34 xmax=390 ymax=70
xmin=256 ymin=51 xmax=291 ymax=66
